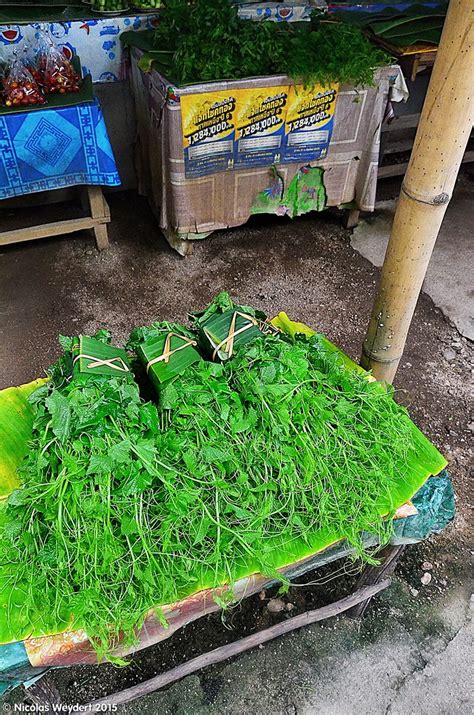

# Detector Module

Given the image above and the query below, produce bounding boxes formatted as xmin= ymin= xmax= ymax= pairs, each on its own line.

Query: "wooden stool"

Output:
xmin=0 ymin=186 xmax=110 ymax=251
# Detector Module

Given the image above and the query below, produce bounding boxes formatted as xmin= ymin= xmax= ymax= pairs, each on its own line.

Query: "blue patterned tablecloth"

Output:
xmin=0 ymin=98 xmax=121 ymax=200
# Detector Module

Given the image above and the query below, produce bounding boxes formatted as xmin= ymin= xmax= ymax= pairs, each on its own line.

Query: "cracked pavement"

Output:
xmin=387 ymin=612 xmax=473 ymax=715
xmin=109 ymin=583 xmax=473 ymax=715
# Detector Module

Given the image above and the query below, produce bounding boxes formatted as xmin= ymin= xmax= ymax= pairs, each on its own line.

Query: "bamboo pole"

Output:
xmin=361 ymin=0 xmax=474 ymax=383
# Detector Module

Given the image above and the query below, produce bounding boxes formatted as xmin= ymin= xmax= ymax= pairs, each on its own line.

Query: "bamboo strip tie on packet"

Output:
xmin=136 ymin=329 xmax=202 ymax=386
xmin=72 ymin=354 xmax=129 ymax=373
xmin=146 ymin=332 xmax=198 ymax=372
xmin=72 ymin=336 xmax=131 ymax=377
xmin=209 ymin=311 xmax=258 ymax=361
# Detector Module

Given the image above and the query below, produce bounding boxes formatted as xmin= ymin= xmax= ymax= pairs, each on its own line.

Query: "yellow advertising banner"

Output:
xmin=283 ymin=83 xmax=339 ymax=163
xmin=181 ymin=90 xmax=238 ymax=177
xmin=180 ymin=83 xmax=339 ymax=177
xmin=234 ymin=86 xmax=289 ymax=167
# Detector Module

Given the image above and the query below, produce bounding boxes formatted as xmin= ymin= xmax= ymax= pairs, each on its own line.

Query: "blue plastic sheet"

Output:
xmin=393 ymin=469 xmax=455 ymax=543
xmin=0 ymin=98 xmax=120 ymax=200
xmin=0 ymin=642 xmax=48 ymax=697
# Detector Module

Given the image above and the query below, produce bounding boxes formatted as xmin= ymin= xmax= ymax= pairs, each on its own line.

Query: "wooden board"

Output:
xmin=0 ymin=186 xmax=110 ymax=250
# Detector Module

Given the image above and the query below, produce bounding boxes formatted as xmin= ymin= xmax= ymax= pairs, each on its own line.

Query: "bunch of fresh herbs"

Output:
xmin=146 ymin=0 xmax=388 ymax=86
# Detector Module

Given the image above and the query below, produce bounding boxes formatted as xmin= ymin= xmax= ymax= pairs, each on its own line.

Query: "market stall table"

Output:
xmin=0 ymin=97 xmax=121 ymax=249
xmin=0 ymin=319 xmax=453 ymax=697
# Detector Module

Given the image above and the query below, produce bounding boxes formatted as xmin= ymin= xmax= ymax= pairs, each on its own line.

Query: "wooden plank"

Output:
xmin=89 ymin=579 xmax=390 ymax=710
xmin=378 ymin=162 xmax=409 ymax=179
xmin=417 ymin=51 xmax=438 ymax=64
xmin=381 ymin=114 xmax=420 ymax=133
xmin=0 ymin=215 xmax=108 ymax=247
xmin=26 ymin=678 xmax=61 ymax=708
xmin=371 ymin=36 xmax=438 ymax=59
xmin=383 ymin=139 xmax=415 ymax=155
xmin=379 ymin=150 xmax=474 ymax=179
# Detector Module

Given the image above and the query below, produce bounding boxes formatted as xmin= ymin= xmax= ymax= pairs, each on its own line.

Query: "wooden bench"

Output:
xmin=0 ymin=186 xmax=110 ymax=251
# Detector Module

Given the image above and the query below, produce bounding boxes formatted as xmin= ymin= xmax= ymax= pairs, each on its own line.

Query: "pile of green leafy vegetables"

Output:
xmin=0 ymin=296 xmax=437 ymax=657
xmin=124 ymin=0 xmax=388 ymax=86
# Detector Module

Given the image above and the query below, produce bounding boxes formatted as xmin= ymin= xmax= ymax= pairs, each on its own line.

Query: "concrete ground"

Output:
xmin=351 ymin=174 xmax=474 ymax=341
xmin=0 ymin=173 xmax=473 ymax=714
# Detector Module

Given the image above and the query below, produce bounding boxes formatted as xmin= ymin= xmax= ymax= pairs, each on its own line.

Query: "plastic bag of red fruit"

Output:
xmin=43 ymin=41 xmax=81 ymax=95
xmin=3 ymin=57 xmax=45 ymax=108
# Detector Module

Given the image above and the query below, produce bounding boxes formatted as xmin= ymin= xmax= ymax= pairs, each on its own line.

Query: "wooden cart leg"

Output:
xmin=343 ymin=209 xmax=360 ymax=229
xmin=411 ymin=57 xmax=420 ymax=83
xmin=348 ymin=544 xmax=405 ymax=618
xmin=86 ymin=186 xmax=110 ymax=251
xmin=162 ymin=227 xmax=194 ymax=257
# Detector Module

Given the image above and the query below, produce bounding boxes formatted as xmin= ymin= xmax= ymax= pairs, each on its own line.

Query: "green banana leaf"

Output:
xmin=271 ymin=312 xmax=369 ymax=377
xmin=369 ymin=15 xmax=445 ymax=35
xmin=271 ymin=312 xmax=447 ymax=500
xmin=0 ymin=380 xmax=47 ymax=500
xmin=384 ymin=29 xmax=442 ymax=46
xmin=331 ymin=3 xmax=447 ymax=29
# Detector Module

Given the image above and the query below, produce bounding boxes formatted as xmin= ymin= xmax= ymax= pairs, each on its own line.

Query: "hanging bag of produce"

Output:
xmin=31 ymin=27 xmax=53 ymax=91
xmin=2 ymin=55 xmax=45 ymax=108
xmin=43 ymin=40 xmax=81 ymax=95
